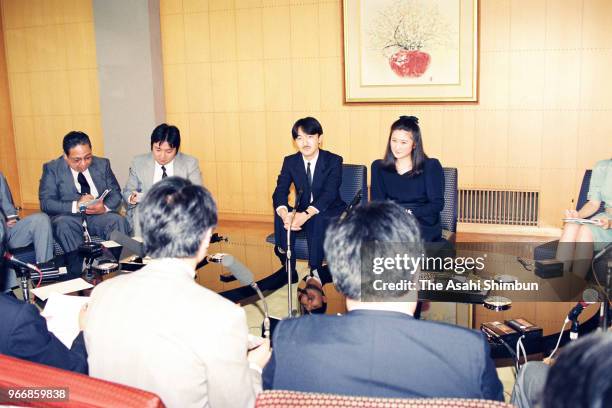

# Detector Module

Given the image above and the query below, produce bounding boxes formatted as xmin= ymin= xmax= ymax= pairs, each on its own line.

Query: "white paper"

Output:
xmin=563 ymin=218 xmax=598 ymax=225
xmin=31 ymin=278 xmax=93 ymax=301
xmin=41 ymin=294 xmax=90 ymax=348
xmin=102 ymin=240 xmax=121 ymax=248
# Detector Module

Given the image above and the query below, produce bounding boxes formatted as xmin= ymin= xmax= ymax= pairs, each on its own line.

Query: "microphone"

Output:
xmin=4 ymin=252 xmax=40 ymax=273
xmin=568 ymin=288 xmax=599 ymax=322
xmin=110 ymin=230 xmax=145 ymax=258
xmin=593 ymin=242 xmax=612 ymax=262
xmin=339 ymin=190 xmax=362 ymax=221
xmin=221 ymin=254 xmax=254 ymax=285
xmin=222 ymin=255 xmax=271 ymax=338
xmin=567 ymin=301 xmax=589 ymax=322
xmin=210 ymin=233 xmax=228 ymax=244
xmin=567 ymin=293 xmax=598 ymax=340
xmin=567 ymin=302 xmax=588 ymax=341
xmin=294 ymin=189 xmax=304 ymax=210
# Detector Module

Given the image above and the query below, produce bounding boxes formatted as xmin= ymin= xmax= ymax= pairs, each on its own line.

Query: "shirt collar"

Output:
xmin=149 ymin=258 xmax=196 ymax=279
xmin=69 ymin=167 xmax=91 ymax=178
xmin=155 ymin=159 xmax=174 ymax=171
xmin=302 ymin=151 xmax=319 ymax=169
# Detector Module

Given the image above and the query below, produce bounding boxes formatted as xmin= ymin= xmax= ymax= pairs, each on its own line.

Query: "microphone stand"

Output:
xmin=286 ymin=189 xmax=303 ymax=318
xmin=78 ymin=205 xmax=103 ymax=281
xmin=600 ymin=259 xmax=612 ymax=331
xmin=251 ymin=282 xmax=270 ymax=338
xmin=339 ymin=191 xmax=362 ymax=222
xmin=17 ymin=266 xmax=32 ymax=303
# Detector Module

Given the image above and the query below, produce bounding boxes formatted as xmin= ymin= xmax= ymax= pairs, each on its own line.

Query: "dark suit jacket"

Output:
xmin=0 ymin=294 xmax=88 ymax=374
xmin=263 ymin=309 xmax=504 ymax=401
xmin=272 ymin=150 xmax=345 ymax=213
xmin=39 ymin=156 xmax=123 ymax=216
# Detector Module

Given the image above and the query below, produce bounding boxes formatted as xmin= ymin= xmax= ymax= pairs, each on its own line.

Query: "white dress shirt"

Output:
xmin=302 ymin=153 xmax=318 ymax=204
xmin=153 ymin=159 xmax=174 ymax=184
xmin=275 ymin=152 xmax=320 ymax=216
xmin=69 ymin=167 xmax=101 ymax=213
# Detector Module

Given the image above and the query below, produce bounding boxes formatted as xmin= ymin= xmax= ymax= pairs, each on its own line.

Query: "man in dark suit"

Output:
xmin=263 ymin=201 xmax=504 ymax=401
xmin=272 ymin=117 xmax=346 ymax=280
xmin=39 ymin=131 xmax=129 ymax=277
xmin=0 ymin=221 xmax=88 ymax=373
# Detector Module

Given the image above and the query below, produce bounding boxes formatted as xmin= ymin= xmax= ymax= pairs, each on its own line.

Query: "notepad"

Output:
xmin=563 ymin=218 xmax=598 ymax=225
xmin=81 ymin=188 xmax=111 ymax=207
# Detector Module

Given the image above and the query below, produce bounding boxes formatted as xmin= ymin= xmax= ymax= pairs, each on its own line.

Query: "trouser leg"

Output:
xmin=7 ymin=213 xmax=55 ymax=263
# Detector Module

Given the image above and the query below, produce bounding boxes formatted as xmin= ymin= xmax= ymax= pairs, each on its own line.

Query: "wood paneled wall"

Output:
xmin=160 ymin=0 xmax=612 ymax=228
xmin=0 ymin=8 xmax=19 ymax=205
xmin=0 ymin=0 xmax=102 ymax=209
xmin=2 ymin=0 xmax=610 ymax=225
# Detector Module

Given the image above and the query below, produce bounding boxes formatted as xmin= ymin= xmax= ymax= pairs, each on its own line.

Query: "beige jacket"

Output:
xmin=85 ymin=258 xmax=261 ymax=408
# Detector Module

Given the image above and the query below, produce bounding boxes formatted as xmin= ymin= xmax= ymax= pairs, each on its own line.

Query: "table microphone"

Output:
xmin=4 ymin=253 xmax=40 ymax=274
xmin=339 ymin=190 xmax=362 ymax=221
xmin=221 ymin=255 xmax=271 ymax=338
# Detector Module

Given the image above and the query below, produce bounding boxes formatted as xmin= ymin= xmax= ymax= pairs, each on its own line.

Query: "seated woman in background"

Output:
xmin=556 ymin=158 xmax=611 ymax=277
xmin=371 ymin=116 xmax=444 ymax=242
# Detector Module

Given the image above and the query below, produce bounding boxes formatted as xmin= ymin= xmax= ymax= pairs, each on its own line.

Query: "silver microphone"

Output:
xmin=221 ymin=255 xmax=270 ymax=338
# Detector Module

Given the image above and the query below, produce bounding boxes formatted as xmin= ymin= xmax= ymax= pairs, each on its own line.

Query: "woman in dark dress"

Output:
xmin=371 ymin=116 xmax=445 ymax=242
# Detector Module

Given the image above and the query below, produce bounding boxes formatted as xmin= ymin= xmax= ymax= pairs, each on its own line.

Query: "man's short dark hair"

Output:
xmin=323 ymin=201 xmax=423 ymax=301
xmin=542 ymin=332 xmax=612 ymax=408
xmin=139 ymin=177 xmax=217 ymax=258
xmin=291 ymin=117 xmax=323 ymax=139
xmin=151 ymin=123 xmax=181 ymax=151
xmin=63 ymin=131 xmax=91 ymax=155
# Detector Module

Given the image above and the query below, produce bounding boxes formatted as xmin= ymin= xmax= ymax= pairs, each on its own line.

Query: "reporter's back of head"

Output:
xmin=543 ymin=332 xmax=612 ymax=408
xmin=324 ymin=201 xmax=423 ymax=302
xmin=139 ymin=176 xmax=217 ymax=259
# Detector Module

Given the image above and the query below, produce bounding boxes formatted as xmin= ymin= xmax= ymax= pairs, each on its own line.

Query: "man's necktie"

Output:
xmin=161 ymin=165 xmax=168 ymax=179
xmin=306 ymin=162 xmax=312 ymax=190
xmin=77 ymin=172 xmax=91 ymax=195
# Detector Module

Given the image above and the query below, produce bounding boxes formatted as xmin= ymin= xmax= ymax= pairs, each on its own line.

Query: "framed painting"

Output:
xmin=343 ymin=0 xmax=479 ymax=102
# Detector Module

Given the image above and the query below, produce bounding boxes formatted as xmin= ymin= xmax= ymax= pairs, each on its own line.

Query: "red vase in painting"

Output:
xmin=388 ymin=49 xmax=431 ymax=78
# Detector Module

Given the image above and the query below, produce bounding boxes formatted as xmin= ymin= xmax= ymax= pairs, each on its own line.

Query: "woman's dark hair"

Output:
xmin=151 ymin=123 xmax=181 ymax=151
xmin=542 ymin=332 xmax=612 ymax=408
xmin=381 ymin=116 xmax=428 ymax=176
xmin=63 ymin=131 xmax=91 ymax=155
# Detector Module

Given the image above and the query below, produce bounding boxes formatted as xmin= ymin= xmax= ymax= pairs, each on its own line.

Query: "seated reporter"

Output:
xmin=0 ymin=221 xmax=88 ymax=373
xmin=39 ymin=131 xmax=129 ymax=277
xmin=263 ymin=201 xmax=503 ymax=400
xmin=123 ymin=123 xmax=202 ymax=236
xmin=512 ymin=332 xmax=612 ymax=408
xmin=556 ymin=158 xmax=611 ymax=277
xmin=85 ymin=177 xmax=270 ymax=408
xmin=542 ymin=332 xmax=612 ymax=408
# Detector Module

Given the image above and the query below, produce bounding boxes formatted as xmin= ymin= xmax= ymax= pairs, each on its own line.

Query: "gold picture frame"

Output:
xmin=343 ymin=0 xmax=479 ymax=102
